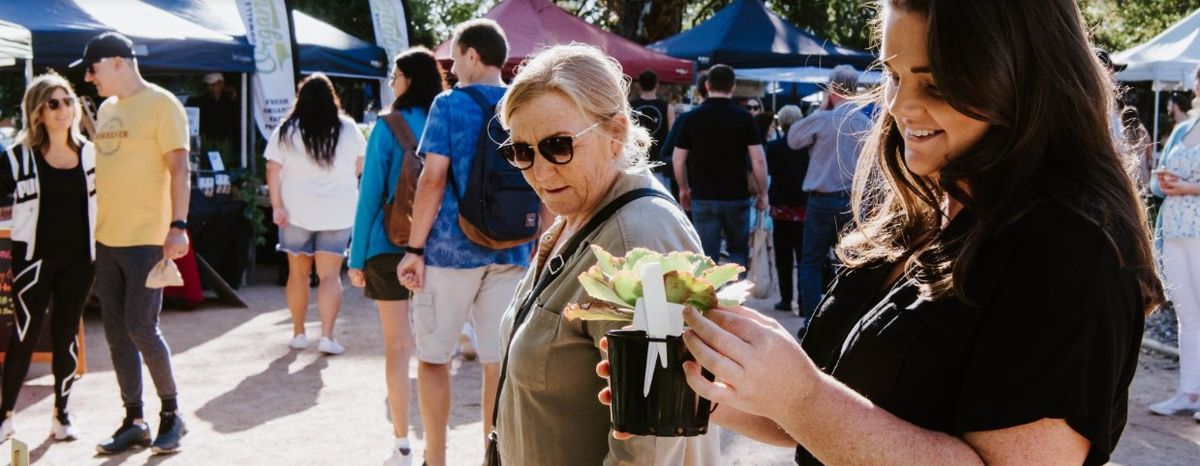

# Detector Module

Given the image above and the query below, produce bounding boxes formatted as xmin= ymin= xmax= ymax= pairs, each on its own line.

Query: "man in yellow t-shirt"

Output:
xmin=76 ymin=32 xmax=190 ymax=456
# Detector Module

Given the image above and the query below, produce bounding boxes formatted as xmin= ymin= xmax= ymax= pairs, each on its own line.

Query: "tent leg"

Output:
xmin=1153 ymin=89 xmax=1161 ymax=152
xmin=241 ymin=73 xmax=248 ymax=169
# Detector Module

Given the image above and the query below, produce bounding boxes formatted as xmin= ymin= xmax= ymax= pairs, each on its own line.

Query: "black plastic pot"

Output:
xmin=606 ymin=329 xmax=714 ymax=437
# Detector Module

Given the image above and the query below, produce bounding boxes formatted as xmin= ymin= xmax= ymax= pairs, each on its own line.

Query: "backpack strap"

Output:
xmin=489 ymin=188 xmax=676 ymax=432
xmin=445 ymin=86 xmax=497 ymax=199
xmin=380 ymin=111 xmax=418 ymax=204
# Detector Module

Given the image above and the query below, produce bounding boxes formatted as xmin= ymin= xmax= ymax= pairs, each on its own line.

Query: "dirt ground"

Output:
xmin=1 ymin=267 xmax=1196 ymax=465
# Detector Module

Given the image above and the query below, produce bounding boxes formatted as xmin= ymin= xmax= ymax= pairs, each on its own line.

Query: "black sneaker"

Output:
xmin=95 ymin=421 xmax=151 ymax=454
xmin=150 ymin=412 xmax=188 ymax=455
xmin=773 ymin=301 xmax=793 ymax=312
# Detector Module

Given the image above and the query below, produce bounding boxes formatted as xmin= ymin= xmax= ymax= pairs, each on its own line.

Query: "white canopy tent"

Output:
xmin=735 ymin=66 xmax=883 ymax=86
xmin=1114 ymin=8 xmax=1200 ymax=90
xmin=1114 ymin=8 xmax=1200 ymax=144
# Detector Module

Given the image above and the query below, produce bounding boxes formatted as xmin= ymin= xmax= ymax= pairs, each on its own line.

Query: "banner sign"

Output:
xmin=369 ymin=0 xmax=410 ymax=107
xmin=237 ymin=0 xmax=296 ymax=139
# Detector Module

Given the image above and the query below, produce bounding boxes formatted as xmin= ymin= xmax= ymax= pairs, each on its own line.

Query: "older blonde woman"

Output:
xmin=490 ymin=44 xmax=719 ymax=465
xmin=0 ymin=72 xmax=97 ymax=442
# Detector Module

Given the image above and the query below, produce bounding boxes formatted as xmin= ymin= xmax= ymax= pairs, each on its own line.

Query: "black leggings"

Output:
xmin=1 ymin=254 xmax=95 ymax=415
xmin=773 ymin=219 xmax=804 ymax=304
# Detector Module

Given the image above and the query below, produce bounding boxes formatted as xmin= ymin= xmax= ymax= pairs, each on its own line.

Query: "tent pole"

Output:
xmin=772 ymin=81 xmax=777 ymax=112
xmin=1154 ymin=88 xmax=1161 ymax=151
xmin=241 ymin=73 xmax=248 ymax=170
xmin=23 ymin=57 xmax=31 ymax=85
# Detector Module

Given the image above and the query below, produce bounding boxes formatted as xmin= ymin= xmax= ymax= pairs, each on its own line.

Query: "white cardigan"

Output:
xmin=3 ymin=142 xmax=97 ymax=261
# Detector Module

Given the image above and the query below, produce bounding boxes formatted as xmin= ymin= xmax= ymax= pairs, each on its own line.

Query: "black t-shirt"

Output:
xmin=631 ymin=97 xmax=671 ymax=170
xmin=675 ymin=98 xmax=762 ymax=200
xmin=766 ymin=138 xmax=809 ymax=208
xmin=186 ymin=93 xmax=239 ymax=146
xmin=797 ymin=201 xmax=1144 ymax=466
xmin=34 ymin=149 xmax=90 ymax=262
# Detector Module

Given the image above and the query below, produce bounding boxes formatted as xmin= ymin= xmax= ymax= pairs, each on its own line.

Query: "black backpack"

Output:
xmin=449 ymin=86 xmax=541 ymax=250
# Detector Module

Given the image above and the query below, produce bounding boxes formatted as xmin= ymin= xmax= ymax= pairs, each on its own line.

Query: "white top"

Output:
xmin=1160 ymin=141 xmax=1200 ymax=239
xmin=265 ymin=115 xmax=366 ymax=230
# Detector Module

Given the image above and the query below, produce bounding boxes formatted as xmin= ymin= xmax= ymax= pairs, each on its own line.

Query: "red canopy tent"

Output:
xmin=435 ymin=0 xmax=693 ymax=83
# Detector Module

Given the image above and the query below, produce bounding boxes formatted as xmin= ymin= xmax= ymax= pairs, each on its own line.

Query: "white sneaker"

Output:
xmin=288 ymin=334 xmax=309 ymax=350
xmin=50 ymin=413 xmax=78 ymax=441
xmin=382 ymin=448 xmax=413 ymax=466
xmin=318 ymin=337 xmax=345 ymax=355
xmin=1 ymin=417 xmax=13 ymax=442
xmin=1149 ymin=392 xmax=1200 ymax=415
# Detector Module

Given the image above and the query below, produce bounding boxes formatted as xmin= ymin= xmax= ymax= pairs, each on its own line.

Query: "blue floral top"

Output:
xmin=416 ymin=85 xmax=533 ymax=269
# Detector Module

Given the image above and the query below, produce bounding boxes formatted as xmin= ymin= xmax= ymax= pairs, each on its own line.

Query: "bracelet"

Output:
xmin=404 ymin=245 xmax=425 ymax=256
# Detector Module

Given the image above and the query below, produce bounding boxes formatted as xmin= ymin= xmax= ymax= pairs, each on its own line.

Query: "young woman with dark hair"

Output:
xmin=347 ymin=46 xmax=446 ymax=466
xmin=266 ymin=73 xmax=366 ymax=356
xmin=600 ymin=1 xmax=1164 ymax=464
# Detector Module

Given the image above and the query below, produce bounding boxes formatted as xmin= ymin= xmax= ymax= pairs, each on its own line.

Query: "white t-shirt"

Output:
xmin=265 ymin=115 xmax=365 ymax=230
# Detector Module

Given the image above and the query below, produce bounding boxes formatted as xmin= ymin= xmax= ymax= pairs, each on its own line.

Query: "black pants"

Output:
xmin=772 ymin=219 xmax=804 ymax=305
xmin=2 ymin=251 xmax=95 ymax=414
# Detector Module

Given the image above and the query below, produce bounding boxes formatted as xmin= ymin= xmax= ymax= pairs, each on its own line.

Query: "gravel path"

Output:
xmin=1 ymin=268 xmax=1193 ymax=465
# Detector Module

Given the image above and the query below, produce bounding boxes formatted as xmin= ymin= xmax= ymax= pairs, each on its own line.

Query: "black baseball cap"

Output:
xmin=1096 ymin=49 xmax=1128 ymax=73
xmin=69 ymin=32 xmax=139 ymax=69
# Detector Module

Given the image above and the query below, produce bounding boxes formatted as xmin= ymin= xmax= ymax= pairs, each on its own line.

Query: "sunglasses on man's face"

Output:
xmin=45 ymin=97 xmax=76 ymax=111
xmin=498 ymin=121 xmax=602 ymax=170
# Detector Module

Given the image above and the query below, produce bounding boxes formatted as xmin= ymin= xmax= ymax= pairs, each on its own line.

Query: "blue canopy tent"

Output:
xmin=144 ymin=0 xmax=387 ymax=79
xmin=0 ymin=0 xmax=255 ymax=72
xmin=649 ymin=0 xmax=874 ymax=70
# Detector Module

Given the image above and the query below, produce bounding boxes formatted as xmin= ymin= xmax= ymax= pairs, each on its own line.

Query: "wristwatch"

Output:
xmin=169 ymin=220 xmax=188 ymax=230
xmin=404 ymin=245 xmax=425 ymax=256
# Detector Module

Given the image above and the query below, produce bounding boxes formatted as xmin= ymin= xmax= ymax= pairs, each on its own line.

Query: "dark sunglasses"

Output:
xmin=498 ymin=121 xmax=601 ymax=170
xmin=746 ymin=104 xmax=761 ymax=111
xmin=45 ymin=97 xmax=76 ymax=110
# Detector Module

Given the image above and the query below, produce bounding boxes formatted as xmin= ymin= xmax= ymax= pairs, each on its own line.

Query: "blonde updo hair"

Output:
xmin=498 ymin=44 xmax=652 ymax=172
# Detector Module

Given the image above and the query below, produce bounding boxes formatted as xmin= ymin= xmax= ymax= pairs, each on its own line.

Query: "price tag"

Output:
xmin=207 ymin=151 xmax=225 ymax=172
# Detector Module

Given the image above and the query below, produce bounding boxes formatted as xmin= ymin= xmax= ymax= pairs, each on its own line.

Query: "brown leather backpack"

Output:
xmin=380 ymin=112 xmax=423 ymax=247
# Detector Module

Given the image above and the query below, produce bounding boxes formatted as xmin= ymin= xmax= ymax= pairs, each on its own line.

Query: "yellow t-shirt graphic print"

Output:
xmin=93 ymin=84 xmax=189 ymax=247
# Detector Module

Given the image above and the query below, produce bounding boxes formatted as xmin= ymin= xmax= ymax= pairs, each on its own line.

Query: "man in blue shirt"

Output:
xmin=396 ymin=19 xmax=530 ymax=466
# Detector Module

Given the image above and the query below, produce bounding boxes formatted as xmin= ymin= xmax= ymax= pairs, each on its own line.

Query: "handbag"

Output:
xmin=748 ymin=209 xmax=774 ymax=299
xmin=379 ymin=112 xmax=423 ymax=247
xmin=485 ymin=188 xmax=674 ymax=466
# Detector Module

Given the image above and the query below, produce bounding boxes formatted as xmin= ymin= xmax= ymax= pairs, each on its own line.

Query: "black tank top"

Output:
xmin=34 ymin=148 xmax=89 ymax=262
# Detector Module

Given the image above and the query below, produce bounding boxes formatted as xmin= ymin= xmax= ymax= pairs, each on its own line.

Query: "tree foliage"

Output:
xmin=1079 ymin=0 xmax=1200 ymax=53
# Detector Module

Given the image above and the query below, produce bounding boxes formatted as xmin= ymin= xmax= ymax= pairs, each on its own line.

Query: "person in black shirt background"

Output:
xmin=764 ymin=105 xmax=807 ymax=312
xmin=600 ymin=1 xmax=1164 ymax=464
xmin=185 ymin=73 xmax=239 ymax=151
xmin=0 ymin=72 xmax=97 ymax=443
xmin=673 ymin=64 xmax=768 ymax=268
xmin=630 ymin=70 xmax=674 ymax=194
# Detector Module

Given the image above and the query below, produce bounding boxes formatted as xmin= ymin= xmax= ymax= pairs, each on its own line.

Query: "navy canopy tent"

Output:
xmin=649 ymin=0 xmax=873 ymax=70
xmin=145 ymin=0 xmax=387 ymax=79
xmin=0 ymin=0 xmax=255 ymax=72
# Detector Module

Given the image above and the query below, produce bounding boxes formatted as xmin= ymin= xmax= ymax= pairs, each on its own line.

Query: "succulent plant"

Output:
xmin=564 ymin=246 xmax=753 ymax=322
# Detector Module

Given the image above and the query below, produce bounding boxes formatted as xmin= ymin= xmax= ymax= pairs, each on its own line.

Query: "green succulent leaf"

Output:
xmin=590 ymin=245 xmax=621 ymax=278
xmin=624 ymin=248 xmax=660 ymax=269
xmin=563 ymin=301 xmax=635 ymax=322
xmin=702 ymin=263 xmax=745 ymax=290
xmin=661 ymin=252 xmax=694 ymax=274
xmin=578 ymin=272 xmax=628 ymax=307
xmin=611 ymin=270 xmax=643 ymax=305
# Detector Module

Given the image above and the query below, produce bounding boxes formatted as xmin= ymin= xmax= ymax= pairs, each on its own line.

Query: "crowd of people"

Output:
xmin=0 ymin=0 xmax=1197 ymax=464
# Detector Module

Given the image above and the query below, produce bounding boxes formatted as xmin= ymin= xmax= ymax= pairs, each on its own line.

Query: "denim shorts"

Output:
xmin=277 ymin=224 xmax=351 ymax=256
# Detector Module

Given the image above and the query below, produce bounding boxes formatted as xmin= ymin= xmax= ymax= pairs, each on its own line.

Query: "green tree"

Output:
xmin=1079 ymin=0 xmax=1200 ymax=53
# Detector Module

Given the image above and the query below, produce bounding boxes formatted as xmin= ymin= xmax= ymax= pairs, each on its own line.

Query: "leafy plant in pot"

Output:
xmin=565 ymin=246 xmax=751 ymax=437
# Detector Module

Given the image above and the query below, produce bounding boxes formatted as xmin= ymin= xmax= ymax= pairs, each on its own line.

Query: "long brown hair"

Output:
xmin=280 ymin=73 xmax=342 ymax=168
xmin=15 ymin=72 xmax=85 ymax=154
xmin=838 ymin=0 xmax=1164 ymax=314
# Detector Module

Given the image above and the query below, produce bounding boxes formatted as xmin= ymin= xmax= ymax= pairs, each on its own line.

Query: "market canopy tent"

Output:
xmin=0 ymin=19 xmax=31 ymax=66
xmin=145 ymin=0 xmax=388 ymax=79
xmin=649 ymin=0 xmax=873 ymax=70
xmin=434 ymin=0 xmax=693 ymax=83
xmin=0 ymin=0 xmax=255 ymax=72
xmin=1114 ymin=7 xmax=1200 ymax=89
